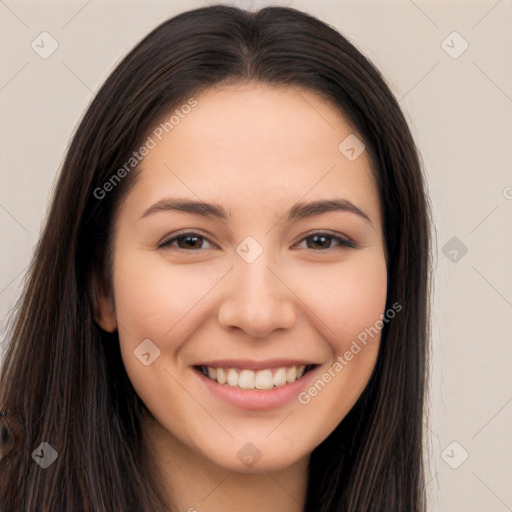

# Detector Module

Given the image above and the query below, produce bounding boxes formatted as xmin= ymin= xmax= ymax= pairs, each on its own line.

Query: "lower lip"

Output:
xmin=194 ymin=367 xmax=318 ymax=411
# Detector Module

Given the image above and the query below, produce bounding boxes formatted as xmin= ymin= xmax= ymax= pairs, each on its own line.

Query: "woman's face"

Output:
xmin=97 ymin=83 xmax=387 ymax=473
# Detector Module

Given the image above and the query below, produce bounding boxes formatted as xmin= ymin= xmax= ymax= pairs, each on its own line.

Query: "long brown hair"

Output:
xmin=0 ymin=5 xmax=432 ymax=511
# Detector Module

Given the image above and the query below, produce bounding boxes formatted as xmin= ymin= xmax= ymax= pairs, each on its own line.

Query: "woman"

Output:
xmin=0 ymin=5 xmax=432 ymax=511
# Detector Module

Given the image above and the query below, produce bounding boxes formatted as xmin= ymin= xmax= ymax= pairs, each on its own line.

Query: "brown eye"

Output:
xmin=297 ymin=232 xmax=356 ymax=251
xmin=159 ymin=232 xmax=215 ymax=251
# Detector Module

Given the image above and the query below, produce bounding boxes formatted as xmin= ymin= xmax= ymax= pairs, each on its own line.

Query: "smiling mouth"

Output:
xmin=194 ymin=364 xmax=317 ymax=390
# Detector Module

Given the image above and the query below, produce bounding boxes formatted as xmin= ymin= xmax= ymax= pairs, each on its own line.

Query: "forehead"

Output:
xmin=126 ymin=83 xmax=381 ymax=229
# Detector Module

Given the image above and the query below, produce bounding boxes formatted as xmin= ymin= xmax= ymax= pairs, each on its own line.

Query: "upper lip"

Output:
xmin=194 ymin=359 xmax=318 ymax=370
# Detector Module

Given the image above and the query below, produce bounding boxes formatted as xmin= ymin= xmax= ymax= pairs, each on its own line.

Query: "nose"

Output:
xmin=217 ymin=248 xmax=297 ymax=338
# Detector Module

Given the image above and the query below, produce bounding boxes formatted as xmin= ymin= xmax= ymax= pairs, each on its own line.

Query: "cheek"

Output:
xmin=110 ymin=249 xmax=227 ymax=356
xmin=109 ymin=251 xmax=221 ymax=422
xmin=292 ymin=254 xmax=387 ymax=438
xmin=113 ymin=249 xmax=206 ymax=319
xmin=339 ymin=258 xmax=388 ymax=341
xmin=295 ymin=250 xmax=388 ymax=343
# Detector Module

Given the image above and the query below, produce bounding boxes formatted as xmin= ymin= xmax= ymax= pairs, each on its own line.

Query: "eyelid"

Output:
xmin=158 ymin=230 xmax=357 ymax=251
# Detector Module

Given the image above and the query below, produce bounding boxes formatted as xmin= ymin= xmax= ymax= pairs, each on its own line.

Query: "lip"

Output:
xmin=193 ymin=364 xmax=320 ymax=411
xmin=195 ymin=359 xmax=316 ymax=370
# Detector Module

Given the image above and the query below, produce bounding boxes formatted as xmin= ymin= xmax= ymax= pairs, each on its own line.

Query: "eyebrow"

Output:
xmin=139 ymin=197 xmax=373 ymax=226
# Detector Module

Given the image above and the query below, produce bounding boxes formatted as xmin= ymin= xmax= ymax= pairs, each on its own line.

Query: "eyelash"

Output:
xmin=158 ymin=230 xmax=357 ymax=252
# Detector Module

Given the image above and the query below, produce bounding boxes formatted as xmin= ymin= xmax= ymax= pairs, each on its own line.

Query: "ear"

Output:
xmin=91 ymin=269 xmax=118 ymax=333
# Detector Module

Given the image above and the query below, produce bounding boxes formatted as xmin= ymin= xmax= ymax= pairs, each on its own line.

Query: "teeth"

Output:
xmin=227 ymin=368 xmax=238 ymax=386
xmin=216 ymin=368 xmax=226 ymax=385
xmin=286 ymin=366 xmax=296 ymax=383
xmin=199 ymin=364 xmax=312 ymax=390
xmin=255 ymin=369 xmax=273 ymax=390
xmin=273 ymin=367 xmax=287 ymax=387
xmin=238 ymin=370 xmax=256 ymax=389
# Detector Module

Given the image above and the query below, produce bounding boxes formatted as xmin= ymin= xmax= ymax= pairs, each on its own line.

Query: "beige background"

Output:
xmin=1 ymin=1 xmax=511 ymax=510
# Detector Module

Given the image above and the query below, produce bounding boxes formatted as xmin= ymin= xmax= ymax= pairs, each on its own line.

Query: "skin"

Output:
xmin=97 ymin=83 xmax=388 ymax=512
